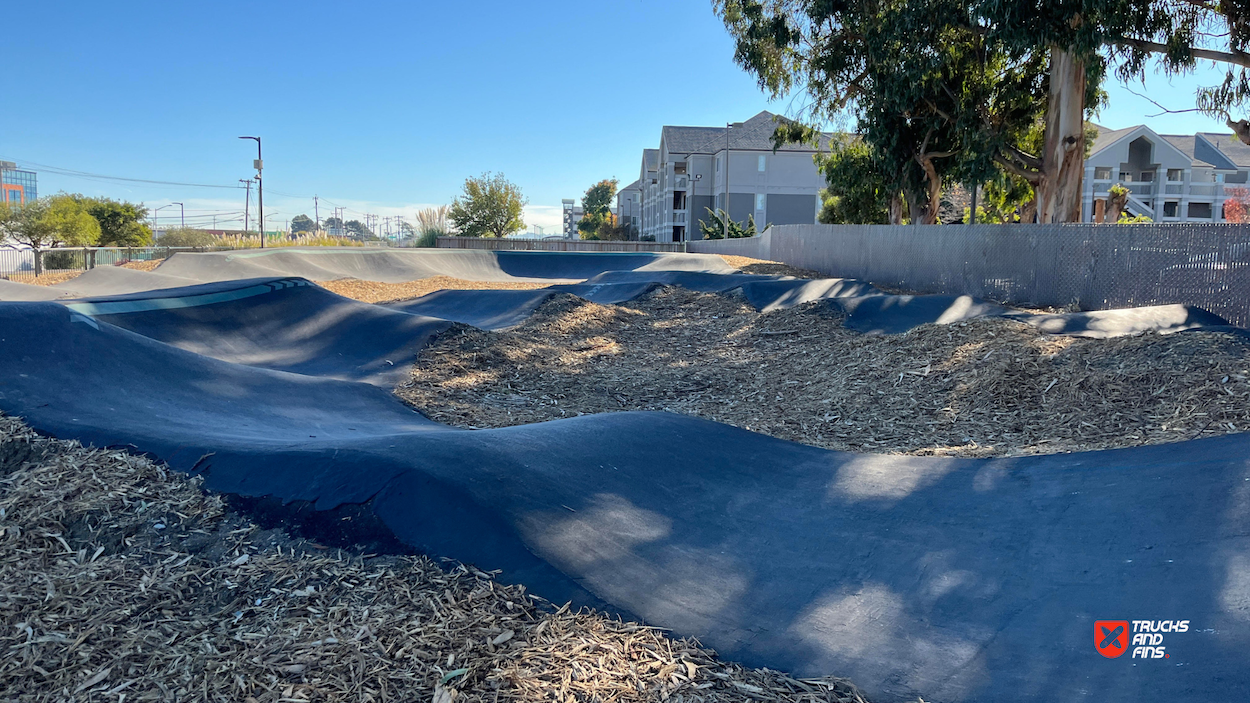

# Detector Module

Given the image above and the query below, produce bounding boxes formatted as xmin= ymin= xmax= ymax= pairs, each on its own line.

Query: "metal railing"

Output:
xmin=0 ymin=246 xmax=236 ymax=280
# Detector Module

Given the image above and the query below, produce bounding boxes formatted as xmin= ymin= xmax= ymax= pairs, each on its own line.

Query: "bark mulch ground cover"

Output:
xmin=0 ymin=414 xmax=869 ymax=703
xmin=317 ymin=276 xmax=552 ymax=304
xmin=397 ymin=287 xmax=1250 ymax=458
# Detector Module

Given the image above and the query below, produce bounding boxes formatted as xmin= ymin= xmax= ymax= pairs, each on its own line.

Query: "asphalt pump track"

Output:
xmin=1 ymin=249 xmax=1247 ymax=702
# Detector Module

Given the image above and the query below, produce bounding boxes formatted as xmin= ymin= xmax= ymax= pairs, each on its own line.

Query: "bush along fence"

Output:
xmin=688 ymin=223 xmax=1250 ymax=328
xmin=0 ymin=246 xmax=235 ymax=279
xmin=436 ymin=236 xmax=685 ymax=253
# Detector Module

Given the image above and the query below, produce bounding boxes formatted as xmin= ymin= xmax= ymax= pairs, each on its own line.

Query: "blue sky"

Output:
xmin=0 ymin=1 xmax=1242 ymax=232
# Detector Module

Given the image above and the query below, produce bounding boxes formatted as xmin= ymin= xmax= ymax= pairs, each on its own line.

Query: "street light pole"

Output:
xmin=154 ymin=203 xmax=175 ymax=233
xmin=239 ymin=136 xmax=263 ymax=247
xmin=171 ymin=202 xmax=184 ymax=229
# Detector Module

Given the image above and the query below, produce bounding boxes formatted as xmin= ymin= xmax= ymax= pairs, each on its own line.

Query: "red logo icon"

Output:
xmin=1095 ymin=620 xmax=1129 ymax=658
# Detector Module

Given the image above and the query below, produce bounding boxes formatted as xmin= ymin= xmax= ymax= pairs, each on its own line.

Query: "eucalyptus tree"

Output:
xmin=717 ymin=0 xmax=1052 ymax=223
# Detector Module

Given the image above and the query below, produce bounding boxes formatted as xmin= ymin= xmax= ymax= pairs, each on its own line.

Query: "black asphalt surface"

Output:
xmin=2 ymin=249 xmax=1248 ymax=702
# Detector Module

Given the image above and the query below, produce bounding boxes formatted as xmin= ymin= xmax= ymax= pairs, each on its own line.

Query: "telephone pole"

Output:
xmin=240 ymin=179 xmax=253 ymax=234
xmin=314 ymin=196 xmax=320 ymax=231
xmin=239 ymin=136 xmax=263 ymax=247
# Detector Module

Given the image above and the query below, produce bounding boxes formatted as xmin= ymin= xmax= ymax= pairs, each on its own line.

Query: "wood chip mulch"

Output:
xmin=0 ymin=414 xmax=872 ymax=703
xmin=317 ymin=276 xmax=553 ymax=304
xmin=716 ymin=255 xmax=822 ymax=279
xmin=397 ymin=287 xmax=1250 ymax=458
xmin=3 ymin=270 xmax=83 ymax=286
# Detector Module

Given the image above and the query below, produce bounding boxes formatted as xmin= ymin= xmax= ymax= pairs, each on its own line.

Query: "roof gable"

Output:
xmin=1089 ymin=124 xmax=1194 ymax=167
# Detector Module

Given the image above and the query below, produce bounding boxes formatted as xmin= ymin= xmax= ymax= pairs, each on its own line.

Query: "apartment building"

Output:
xmin=1084 ymin=124 xmax=1250 ymax=222
xmin=561 ymin=199 xmax=584 ymax=238
xmin=621 ymin=112 xmax=831 ymax=242
xmin=616 ymin=179 xmax=642 ymax=239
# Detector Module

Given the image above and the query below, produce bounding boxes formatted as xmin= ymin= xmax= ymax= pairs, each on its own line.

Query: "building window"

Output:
xmin=758 ymin=155 xmax=766 ymax=172
xmin=1163 ymin=201 xmax=1179 ymax=218
xmin=1167 ymin=169 xmax=1183 ymax=182
xmin=1140 ymin=171 xmax=1154 ymax=182
xmin=715 ymin=156 xmax=720 ymax=173
xmin=756 ymin=193 xmax=766 ymax=210
xmin=1188 ymin=202 xmax=1213 ymax=219
xmin=1094 ymin=167 xmax=1112 ymax=180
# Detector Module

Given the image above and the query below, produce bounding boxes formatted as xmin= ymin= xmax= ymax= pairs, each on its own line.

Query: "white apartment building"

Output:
xmin=561 ymin=199 xmax=584 ymax=238
xmin=1084 ymin=124 xmax=1250 ymax=222
xmin=621 ymin=111 xmax=831 ymax=242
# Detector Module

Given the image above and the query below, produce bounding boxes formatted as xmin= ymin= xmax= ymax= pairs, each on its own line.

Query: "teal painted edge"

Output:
xmin=64 ymin=280 xmax=307 ymax=317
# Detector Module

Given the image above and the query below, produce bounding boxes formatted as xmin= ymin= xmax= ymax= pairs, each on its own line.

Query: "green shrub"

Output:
xmin=157 ymin=228 xmax=218 ymax=247
xmin=415 ymin=230 xmax=440 ymax=248
xmin=42 ymin=249 xmax=85 ymax=270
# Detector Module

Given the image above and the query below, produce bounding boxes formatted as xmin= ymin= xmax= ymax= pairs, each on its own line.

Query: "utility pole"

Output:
xmin=240 ymin=179 xmax=253 ymax=234
xmin=725 ymin=121 xmax=731 ymax=242
xmin=239 ymin=136 xmax=263 ymax=247
xmin=314 ymin=195 xmax=320 ymax=231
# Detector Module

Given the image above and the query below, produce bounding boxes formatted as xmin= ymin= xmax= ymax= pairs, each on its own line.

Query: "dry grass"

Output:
xmin=318 ymin=276 xmax=553 ymax=304
xmin=398 ymin=287 xmax=1250 ymax=457
xmin=0 ymin=414 xmax=871 ymax=702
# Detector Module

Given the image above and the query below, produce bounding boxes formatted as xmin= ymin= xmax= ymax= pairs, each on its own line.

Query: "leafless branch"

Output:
xmin=1122 ymin=85 xmax=1212 ymax=117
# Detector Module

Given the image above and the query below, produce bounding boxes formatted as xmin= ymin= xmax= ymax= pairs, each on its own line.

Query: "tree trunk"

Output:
xmin=1036 ymin=47 xmax=1087 ymax=223
xmin=917 ymin=156 xmax=943 ymax=225
xmin=889 ymin=193 xmax=906 ymax=225
xmin=1106 ymin=187 xmax=1128 ymax=223
xmin=33 ymin=248 xmax=42 ymax=277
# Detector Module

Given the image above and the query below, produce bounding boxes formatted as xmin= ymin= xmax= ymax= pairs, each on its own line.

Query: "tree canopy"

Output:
xmin=577 ymin=179 xmax=621 ymax=240
xmin=448 ymin=172 xmax=527 ymax=238
xmin=816 ymin=136 xmax=892 ymax=225
xmin=290 ymin=214 xmax=317 ymax=233
xmin=80 ymin=197 xmax=152 ymax=246
xmin=345 ymin=220 xmax=373 ymax=238
xmin=715 ymin=0 xmax=1250 ymax=223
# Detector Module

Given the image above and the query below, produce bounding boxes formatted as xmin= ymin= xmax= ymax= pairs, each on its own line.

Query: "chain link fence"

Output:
xmin=693 ymin=223 xmax=1250 ymax=328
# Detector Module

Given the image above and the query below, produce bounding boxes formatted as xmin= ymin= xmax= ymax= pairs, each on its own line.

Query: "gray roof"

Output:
xmin=1088 ymin=124 xmax=1137 ymax=155
xmin=1198 ymin=132 xmax=1250 ymax=168
xmin=1091 ymin=124 xmax=1248 ymax=169
xmin=662 ymin=111 xmax=834 ymax=155
xmin=1160 ymin=135 xmax=1209 ymax=168
xmin=661 ymin=125 xmax=727 ymax=154
xmin=619 ymin=178 xmax=642 ymax=193
xmin=643 ymin=149 xmax=659 ymax=170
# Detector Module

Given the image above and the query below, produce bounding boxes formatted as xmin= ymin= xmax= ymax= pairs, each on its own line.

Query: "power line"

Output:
xmin=0 ymin=158 xmax=245 ymax=190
